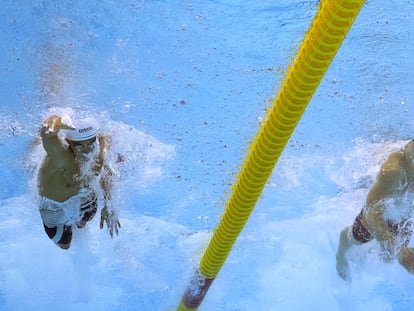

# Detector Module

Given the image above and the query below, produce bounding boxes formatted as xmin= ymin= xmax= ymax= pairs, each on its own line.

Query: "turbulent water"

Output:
xmin=1 ymin=1 xmax=414 ymax=310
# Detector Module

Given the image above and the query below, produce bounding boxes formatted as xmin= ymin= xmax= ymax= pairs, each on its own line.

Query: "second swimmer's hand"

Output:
xmin=100 ymin=206 xmax=121 ymax=238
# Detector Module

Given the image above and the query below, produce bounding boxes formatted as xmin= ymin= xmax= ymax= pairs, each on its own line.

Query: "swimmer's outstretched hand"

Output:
xmin=100 ymin=206 xmax=121 ymax=238
xmin=43 ymin=115 xmax=76 ymax=134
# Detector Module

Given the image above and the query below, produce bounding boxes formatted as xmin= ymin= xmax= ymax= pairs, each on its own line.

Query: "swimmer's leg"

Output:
xmin=43 ymin=224 xmax=72 ymax=250
xmin=336 ymin=226 xmax=360 ymax=280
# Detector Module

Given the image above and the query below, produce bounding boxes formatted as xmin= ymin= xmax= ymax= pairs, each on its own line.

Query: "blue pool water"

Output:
xmin=1 ymin=1 xmax=414 ymax=310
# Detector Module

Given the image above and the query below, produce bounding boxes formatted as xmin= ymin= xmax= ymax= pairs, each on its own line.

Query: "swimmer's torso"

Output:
xmin=38 ymin=153 xmax=81 ymax=202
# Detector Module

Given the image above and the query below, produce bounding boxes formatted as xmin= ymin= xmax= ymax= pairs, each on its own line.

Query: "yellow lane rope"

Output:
xmin=177 ymin=1 xmax=366 ymax=310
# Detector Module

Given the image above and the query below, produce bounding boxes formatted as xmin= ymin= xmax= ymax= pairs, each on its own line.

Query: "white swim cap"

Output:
xmin=65 ymin=118 xmax=98 ymax=141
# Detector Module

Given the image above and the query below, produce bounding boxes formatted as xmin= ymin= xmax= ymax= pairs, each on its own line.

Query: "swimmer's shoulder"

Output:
xmin=380 ymin=151 xmax=404 ymax=173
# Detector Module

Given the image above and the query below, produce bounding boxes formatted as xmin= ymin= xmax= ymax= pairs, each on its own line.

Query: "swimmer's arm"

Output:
xmin=97 ymin=135 xmax=113 ymax=201
xmin=364 ymin=155 xmax=402 ymax=243
xmin=99 ymin=166 xmax=121 ymax=237
xmin=97 ymin=137 xmax=121 ymax=237
xmin=100 ymin=164 xmax=113 ymax=201
xmin=40 ymin=115 xmax=71 ymax=160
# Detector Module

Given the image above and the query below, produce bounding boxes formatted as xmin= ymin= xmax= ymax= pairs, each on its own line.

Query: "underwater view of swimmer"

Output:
xmin=38 ymin=114 xmax=121 ymax=249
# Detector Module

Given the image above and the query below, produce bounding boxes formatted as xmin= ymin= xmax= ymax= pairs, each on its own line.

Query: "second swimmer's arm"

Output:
xmin=364 ymin=156 xmax=402 ymax=255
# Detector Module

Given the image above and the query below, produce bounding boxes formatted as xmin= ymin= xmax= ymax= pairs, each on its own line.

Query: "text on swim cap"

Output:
xmin=78 ymin=127 xmax=93 ymax=133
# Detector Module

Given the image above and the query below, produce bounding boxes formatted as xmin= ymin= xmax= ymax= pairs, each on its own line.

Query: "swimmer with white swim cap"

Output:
xmin=38 ymin=115 xmax=121 ymax=249
xmin=65 ymin=118 xmax=98 ymax=141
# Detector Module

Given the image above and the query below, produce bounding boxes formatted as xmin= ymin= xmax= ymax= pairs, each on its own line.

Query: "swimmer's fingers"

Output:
xmin=60 ymin=114 xmax=76 ymax=130
xmin=43 ymin=115 xmax=63 ymax=133
xmin=43 ymin=115 xmax=75 ymax=133
xmin=109 ymin=218 xmax=121 ymax=238
xmin=100 ymin=206 xmax=108 ymax=229
xmin=100 ymin=206 xmax=121 ymax=238
xmin=113 ymin=220 xmax=121 ymax=237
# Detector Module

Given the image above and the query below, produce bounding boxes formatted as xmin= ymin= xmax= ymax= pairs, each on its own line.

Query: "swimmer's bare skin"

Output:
xmin=336 ymin=141 xmax=414 ymax=279
xmin=39 ymin=115 xmax=120 ymax=248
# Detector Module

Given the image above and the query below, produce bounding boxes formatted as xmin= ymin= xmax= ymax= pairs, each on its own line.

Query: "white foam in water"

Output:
xmin=2 ymin=136 xmax=414 ymax=310
xmin=1 ymin=0 xmax=414 ymax=310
